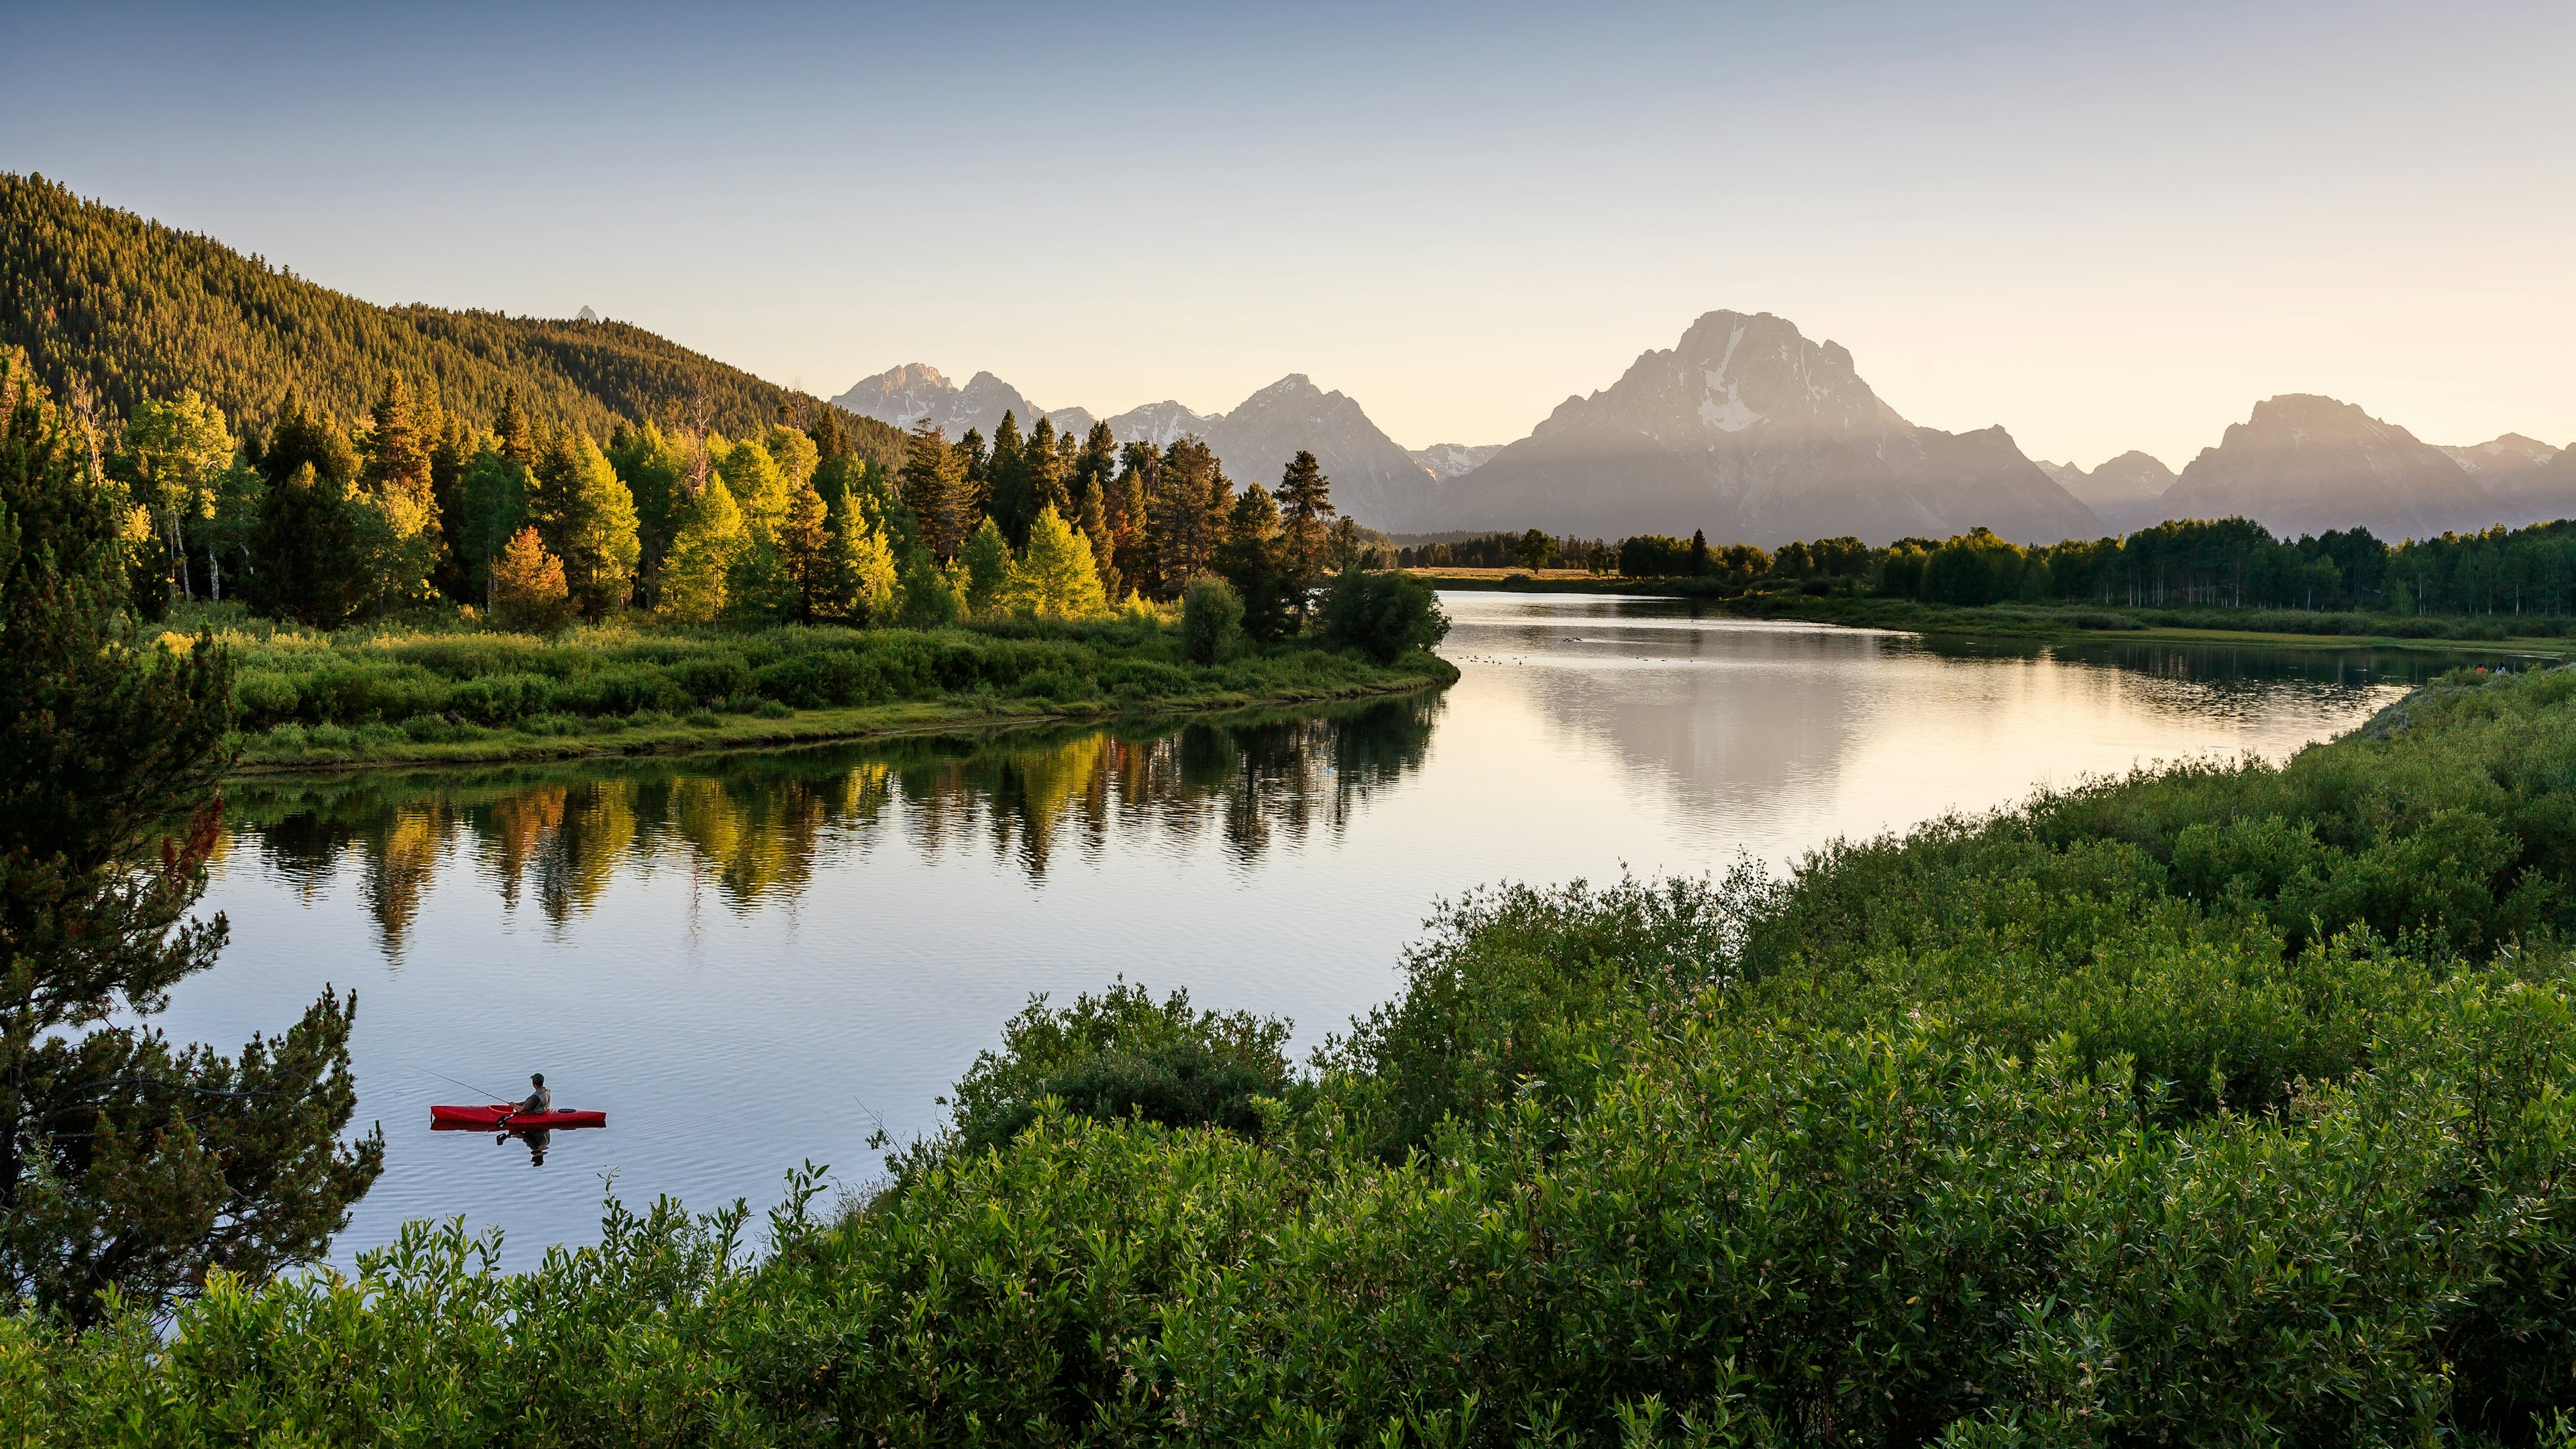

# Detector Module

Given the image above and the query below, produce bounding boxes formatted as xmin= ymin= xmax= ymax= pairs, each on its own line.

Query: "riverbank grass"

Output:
xmin=164 ymin=602 xmax=1456 ymax=770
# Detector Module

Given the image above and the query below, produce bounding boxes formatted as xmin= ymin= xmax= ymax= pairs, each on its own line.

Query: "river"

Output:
xmin=169 ymin=594 xmax=2492 ymax=1265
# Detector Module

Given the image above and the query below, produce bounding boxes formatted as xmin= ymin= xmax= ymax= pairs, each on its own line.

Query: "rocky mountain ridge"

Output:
xmin=834 ymin=339 xmax=2576 ymax=547
xmin=2033 ymin=451 xmax=2180 ymax=535
xmin=1425 ymin=311 xmax=2102 ymax=545
xmin=834 ymin=366 xmax=1447 ymax=529
xmin=2159 ymin=395 xmax=2498 ymax=541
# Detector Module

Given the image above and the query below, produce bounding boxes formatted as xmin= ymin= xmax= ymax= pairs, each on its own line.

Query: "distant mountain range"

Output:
xmin=853 ymin=313 xmax=2576 ymax=547
xmin=2159 ymin=396 xmax=2498 ymax=541
xmin=2033 ymin=453 xmax=2179 ymax=536
xmin=1418 ymin=311 xmax=2100 ymax=545
xmin=835 ymin=366 xmax=1441 ymax=531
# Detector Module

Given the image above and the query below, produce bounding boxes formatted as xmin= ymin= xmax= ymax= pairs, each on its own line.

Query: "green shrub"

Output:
xmin=902 ymin=982 xmax=1294 ymax=1175
xmin=1180 ymin=574 xmax=1242 ymax=664
xmin=1320 ymin=566 xmax=1451 ymax=661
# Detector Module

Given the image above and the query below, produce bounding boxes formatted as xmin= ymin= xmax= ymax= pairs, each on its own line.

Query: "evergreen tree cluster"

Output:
xmin=0 ymin=173 xmax=902 ymax=466
xmin=897 ymin=411 xmax=1371 ymax=639
xmin=1396 ymin=529 xmax=1610 ymax=572
xmin=1607 ymin=513 xmax=2576 ymax=622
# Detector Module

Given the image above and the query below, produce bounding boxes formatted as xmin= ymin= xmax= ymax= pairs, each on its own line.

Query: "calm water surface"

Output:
xmin=170 ymin=594 xmax=2491 ymax=1264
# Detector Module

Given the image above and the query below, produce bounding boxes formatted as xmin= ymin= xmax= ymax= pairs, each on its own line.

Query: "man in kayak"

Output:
xmin=515 ymin=1073 xmax=551 ymax=1118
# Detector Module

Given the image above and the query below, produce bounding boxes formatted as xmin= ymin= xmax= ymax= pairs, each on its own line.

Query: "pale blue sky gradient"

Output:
xmin=7 ymin=1 xmax=2570 ymax=466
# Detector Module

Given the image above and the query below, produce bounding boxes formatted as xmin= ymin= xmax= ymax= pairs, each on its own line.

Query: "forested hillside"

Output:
xmin=0 ymin=172 xmax=903 ymax=464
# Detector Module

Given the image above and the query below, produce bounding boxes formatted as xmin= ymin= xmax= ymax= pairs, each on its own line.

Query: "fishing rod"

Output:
xmin=413 ymin=1064 xmax=515 ymax=1103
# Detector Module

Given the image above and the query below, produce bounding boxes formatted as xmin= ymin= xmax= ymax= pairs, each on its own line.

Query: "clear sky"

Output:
xmin=6 ymin=1 xmax=2570 ymax=467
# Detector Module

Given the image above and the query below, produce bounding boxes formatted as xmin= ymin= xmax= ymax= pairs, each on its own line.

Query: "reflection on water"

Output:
xmin=169 ymin=593 xmax=2502 ymax=1267
xmin=227 ymin=700 xmax=1439 ymax=960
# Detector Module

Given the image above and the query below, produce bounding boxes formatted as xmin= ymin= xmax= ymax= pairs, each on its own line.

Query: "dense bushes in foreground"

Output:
xmin=16 ymin=668 xmax=2576 ymax=1444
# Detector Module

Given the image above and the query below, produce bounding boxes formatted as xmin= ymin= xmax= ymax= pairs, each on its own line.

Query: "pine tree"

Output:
xmin=1077 ymin=480 xmax=1120 ymax=601
xmin=529 ymin=433 xmax=640 ymax=618
xmin=0 ymin=347 xmax=380 ymax=1324
xmin=775 ymin=474 xmax=830 ymax=621
xmin=657 ymin=474 xmax=747 ymax=625
xmin=1150 ymin=437 xmax=1230 ymax=598
xmin=363 ymin=372 xmax=435 ymax=519
xmin=1049 ymin=424 xmax=1079 ymax=521
xmin=259 ymin=389 xmax=362 ymax=492
xmin=1010 ymin=504 xmax=1109 ymax=619
xmin=203 ymin=455 xmax=264 ymax=603
xmin=898 ymin=420 xmax=968 ymax=561
xmin=455 ymin=447 xmax=529 ymax=610
xmin=489 ymin=526 xmax=572 ymax=633
xmin=958 ymin=517 xmax=1014 ymax=616
xmin=352 ymin=374 xmax=445 ymax=615
xmin=985 ymin=411 xmax=1028 ymax=545
xmin=1217 ymin=484 xmax=1293 ymax=640
xmin=955 ymin=426 xmax=989 ymax=521
xmin=894 ymin=543 xmax=964 ymax=628
xmin=248 ymin=462 xmax=370 ymax=628
xmin=1075 ymin=422 xmax=1118 ymax=514
xmin=1275 ymin=449 xmax=1335 ymax=604
xmin=494 ymin=389 xmax=538 ymax=467
xmin=1112 ymin=441 xmax=1155 ymax=594
xmin=427 ymin=411 xmax=474 ymax=601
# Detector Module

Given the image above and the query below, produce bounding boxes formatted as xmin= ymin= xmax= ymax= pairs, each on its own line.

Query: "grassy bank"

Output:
xmin=13 ymin=665 xmax=2576 ymax=1442
xmin=160 ymin=604 xmax=1457 ymax=771
xmin=1417 ymin=569 xmax=2576 ymax=656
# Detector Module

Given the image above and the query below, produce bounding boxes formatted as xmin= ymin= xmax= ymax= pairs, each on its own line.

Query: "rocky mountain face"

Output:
xmin=835 ymin=366 xmax=1438 ymax=529
xmin=2161 ymin=395 xmax=2504 ymax=541
xmin=1428 ymin=311 xmax=2101 ymax=545
xmin=1184 ymin=375 xmax=1439 ymax=531
xmin=832 ymin=364 xmax=1093 ymax=441
xmin=1410 ymin=443 xmax=1505 ymax=480
xmin=2440 ymin=433 xmax=2568 ymax=527
xmin=2033 ymin=450 xmax=2180 ymax=535
xmin=1096 ymin=398 xmax=1220 ymax=448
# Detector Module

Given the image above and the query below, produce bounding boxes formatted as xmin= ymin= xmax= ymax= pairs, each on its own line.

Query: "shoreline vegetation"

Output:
xmin=182 ymin=603 xmax=1456 ymax=773
xmin=1398 ymin=515 xmax=2576 ymax=660
xmin=1415 ymin=569 xmax=2576 ymax=657
xmin=18 ymin=657 xmax=2576 ymax=1442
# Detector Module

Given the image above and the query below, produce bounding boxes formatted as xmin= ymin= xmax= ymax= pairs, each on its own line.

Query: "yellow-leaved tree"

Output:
xmin=1008 ymin=504 xmax=1108 ymax=619
xmin=659 ymin=474 xmax=748 ymax=623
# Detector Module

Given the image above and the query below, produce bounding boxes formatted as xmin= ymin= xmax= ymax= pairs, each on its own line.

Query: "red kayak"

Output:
xmin=431 ymin=1104 xmax=606 ymax=1131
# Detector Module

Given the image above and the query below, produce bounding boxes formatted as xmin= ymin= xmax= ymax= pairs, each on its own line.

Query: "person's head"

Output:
xmin=531 ymin=1073 xmax=544 ymax=1087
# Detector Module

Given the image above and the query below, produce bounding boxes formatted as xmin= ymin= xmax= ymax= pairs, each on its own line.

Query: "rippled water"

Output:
xmin=167 ymin=594 xmax=2493 ymax=1264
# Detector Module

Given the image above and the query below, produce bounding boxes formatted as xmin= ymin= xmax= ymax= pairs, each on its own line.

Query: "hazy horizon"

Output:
xmin=5 ymin=0 xmax=2569 ymax=468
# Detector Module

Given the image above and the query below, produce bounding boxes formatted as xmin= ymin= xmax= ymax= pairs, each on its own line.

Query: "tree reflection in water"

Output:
xmin=221 ymin=697 xmax=1441 ymax=957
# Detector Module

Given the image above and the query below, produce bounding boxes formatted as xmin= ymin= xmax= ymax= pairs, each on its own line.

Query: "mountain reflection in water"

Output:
xmin=225 ymin=698 xmax=1440 ymax=959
